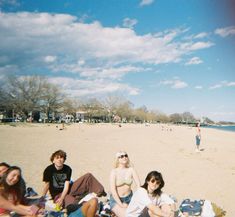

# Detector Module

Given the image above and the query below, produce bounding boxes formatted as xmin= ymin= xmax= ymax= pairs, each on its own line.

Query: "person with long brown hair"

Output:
xmin=0 ymin=166 xmax=33 ymax=216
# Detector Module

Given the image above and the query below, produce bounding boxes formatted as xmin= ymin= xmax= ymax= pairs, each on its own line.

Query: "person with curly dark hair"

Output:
xmin=126 ymin=171 xmax=175 ymax=217
xmin=41 ymin=150 xmax=106 ymax=210
xmin=0 ymin=166 xmax=33 ymax=216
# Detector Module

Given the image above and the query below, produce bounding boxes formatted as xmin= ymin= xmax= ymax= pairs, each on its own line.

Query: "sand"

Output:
xmin=0 ymin=123 xmax=234 ymax=216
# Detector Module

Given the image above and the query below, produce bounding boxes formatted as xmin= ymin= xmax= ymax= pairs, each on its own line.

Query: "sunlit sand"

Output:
xmin=0 ymin=123 xmax=234 ymax=215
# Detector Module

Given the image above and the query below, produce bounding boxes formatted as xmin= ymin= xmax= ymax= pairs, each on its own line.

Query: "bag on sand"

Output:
xmin=178 ymin=199 xmax=226 ymax=217
xmin=179 ymin=199 xmax=204 ymax=216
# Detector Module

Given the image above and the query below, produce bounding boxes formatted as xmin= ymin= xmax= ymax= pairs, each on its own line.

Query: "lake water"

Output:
xmin=203 ymin=125 xmax=235 ymax=132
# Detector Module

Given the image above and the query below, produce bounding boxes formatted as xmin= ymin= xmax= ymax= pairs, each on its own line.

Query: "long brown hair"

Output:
xmin=0 ymin=166 xmax=26 ymax=203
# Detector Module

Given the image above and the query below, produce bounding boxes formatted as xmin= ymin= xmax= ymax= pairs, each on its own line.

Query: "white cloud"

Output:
xmin=50 ymin=63 xmax=143 ymax=79
xmin=160 ymin=78 xmax=188 ymax=89
xmin=226 ymin=82 xmax=235 ymax=87
xmin=140 ymin=0 xmax=154 ymax=6
xmin=215 ymin=26 xmax=235 ymax=37
xmin=123 ymin=18 xmax=138 ymax=29
xmin=78 ymin=59 xmax=85 ymax=66
xmin=194 ymin=32 xmax=208 ymax=39
xmin=44 ymin=55 xmax=57 ymax=63
xmin=195 ymin=86 xmax=203 ymax=89
xmin=209 ymin=81 xmax=235 ymax=89
xmin=0 ymin=12 xmax=214 ymax=69
xmin=185 ymin=57 xmax=203 ymax=65
xmin=48 ymin=77 xmax=140 ymax=96
xmin=188 ymin=41 xmax=214 ymax=50
xmin=209 ymin=84 xmax=222 ymax=89
xmin=0 ymin=12 xmax=215 ymax=96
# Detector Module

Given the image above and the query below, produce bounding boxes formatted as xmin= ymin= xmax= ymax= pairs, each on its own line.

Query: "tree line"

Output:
xmin=0 ymin=75 xmax=214 ymax=124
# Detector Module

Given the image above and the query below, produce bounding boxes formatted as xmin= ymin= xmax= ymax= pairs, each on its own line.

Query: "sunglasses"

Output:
xmin=150 ymin=179 xmax=161 ymax=185
xmin=118 ymin=154 xmax=128 ymax=159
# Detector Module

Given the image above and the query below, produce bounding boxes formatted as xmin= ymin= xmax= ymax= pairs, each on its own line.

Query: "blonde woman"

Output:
xmin=109 ymin=151 xmax=140 ymax=217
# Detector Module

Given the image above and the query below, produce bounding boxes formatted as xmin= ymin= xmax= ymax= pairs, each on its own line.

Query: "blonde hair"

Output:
xmin=114 ymin=151 xmax=130 ymax=168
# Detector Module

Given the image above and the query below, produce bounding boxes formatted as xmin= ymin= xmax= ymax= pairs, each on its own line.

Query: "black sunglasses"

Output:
xmin=150 ymin=179 xmax=161 ymax=185
xmin=118 ymin=154 xmax=128 ymax=159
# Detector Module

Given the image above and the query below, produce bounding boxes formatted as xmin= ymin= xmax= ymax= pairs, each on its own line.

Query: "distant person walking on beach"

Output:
xmin=195 ymin=122 xmax=201 ymax=152
xmin=41 ymin=150 xmax=106 ymax=210
xmin=109 ymin=151 xmax=140 ymax=217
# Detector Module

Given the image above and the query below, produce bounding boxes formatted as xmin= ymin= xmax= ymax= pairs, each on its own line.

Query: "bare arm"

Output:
xmin=148 ymin=203 xmax=171 ymax=217
xmin=131 ymin=167 xmax=140 ymax=187
xmin=109 ymin=169 xmax=125 ymax=208
xmin=41 ymin=182 xmax=50 ymax=197
xmin=0 ymin=195 xmax=33 ymax=216
xmin=196 ymin=127 xmax=201 ymax=138
xmin=55 ymin=180 xmax=70 ymax=207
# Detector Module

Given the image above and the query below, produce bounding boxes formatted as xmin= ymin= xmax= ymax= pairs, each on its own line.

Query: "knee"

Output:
xmin=161 ymin=204 xmax=171 ymax=213
xmin=84 ymin=172 xmax=93 ymax=178
xmin=89 ymin=198 xmax=98 ymax=206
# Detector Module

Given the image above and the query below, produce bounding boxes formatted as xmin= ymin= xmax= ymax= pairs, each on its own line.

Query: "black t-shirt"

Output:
xmin=43 ymin=164 xmax=72 ymax=198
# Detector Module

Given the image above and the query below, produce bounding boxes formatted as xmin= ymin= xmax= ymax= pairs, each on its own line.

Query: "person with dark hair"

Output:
xmin=126 ymin=171 xmax=175 ymax=217
xmin=0 ymin=166 xmax=34 ymax=215
xmin=41 ymin=149 xmax=106 ymax=211
xmin=0 ymin=162 xmax=10 ymax=179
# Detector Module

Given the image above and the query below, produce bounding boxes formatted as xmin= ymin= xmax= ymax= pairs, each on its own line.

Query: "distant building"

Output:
xmin=76 ymin=111 xmax=87 ymax=122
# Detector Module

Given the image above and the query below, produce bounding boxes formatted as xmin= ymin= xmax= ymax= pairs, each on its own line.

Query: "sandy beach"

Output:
xmin=0 ymin=123 xmax=234 ymax=216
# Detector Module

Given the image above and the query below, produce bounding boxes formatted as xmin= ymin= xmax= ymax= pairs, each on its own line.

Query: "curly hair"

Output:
xmin=141 ymin=171 xmax=165 ymax=197
xmin=50 ymin=150 xmax=67 ymax=162
xmin=0 ymin=166 xmax=26 ymax=203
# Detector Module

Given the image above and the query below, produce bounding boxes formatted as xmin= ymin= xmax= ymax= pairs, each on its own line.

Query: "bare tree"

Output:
xmin=169 ymin=113 xmax=183 ymax=123
xmin=1 ymin=75 xmax=65 ymax=121
xmin=104 ymin=95 xmax=133 ymax=122
xmin=41 ymin=82 xmax=65 ymax=120
xmin=2 ymin=75 xmax=47 ymax=118
xmin=134 ymin=106 xmax=148 ymax=123
xmin=181 ymin=112 xmax=196 ymax=123
xmin=80 ymin=98 xmax=107 ymax=122
xmin=115 ymin=101 xmax=134 ymax=122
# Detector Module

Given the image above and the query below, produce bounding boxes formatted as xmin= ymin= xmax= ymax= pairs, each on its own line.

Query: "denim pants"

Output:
xmin=109 ymin=191 xmax=133 ymax=209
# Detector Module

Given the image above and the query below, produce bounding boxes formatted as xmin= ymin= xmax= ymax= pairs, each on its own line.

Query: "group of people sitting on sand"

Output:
xmin=0 ymin=150 xmax=176 ymax=217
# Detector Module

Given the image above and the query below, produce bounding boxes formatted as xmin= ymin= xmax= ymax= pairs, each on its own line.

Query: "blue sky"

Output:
xmin=0 ymin=0 xmax=235 ymax=122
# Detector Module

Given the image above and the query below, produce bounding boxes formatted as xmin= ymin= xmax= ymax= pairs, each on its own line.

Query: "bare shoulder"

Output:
xmin=128 ymin=167 xmax=136 ymax=173
xmin=110 ymin=168 xmax=119 ymax=176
